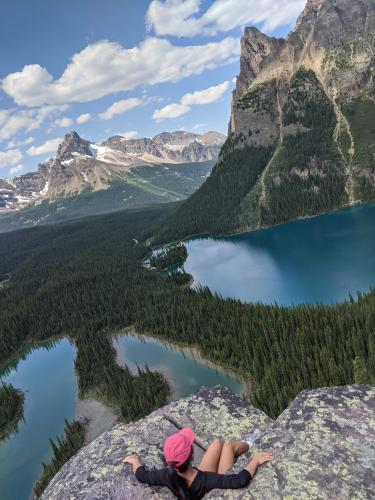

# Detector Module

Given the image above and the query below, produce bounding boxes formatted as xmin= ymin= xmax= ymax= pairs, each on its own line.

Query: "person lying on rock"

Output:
xmin=123 ymin=428 xmax=273 ymax=499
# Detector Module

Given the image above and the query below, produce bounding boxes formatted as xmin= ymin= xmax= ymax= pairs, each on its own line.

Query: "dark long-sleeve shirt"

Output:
xmin=135 ymin=465 xmax=252 ymax=499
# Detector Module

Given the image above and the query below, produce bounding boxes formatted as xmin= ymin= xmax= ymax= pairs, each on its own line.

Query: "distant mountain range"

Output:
xmin=0 ymin=130 xmax=225 ymax=214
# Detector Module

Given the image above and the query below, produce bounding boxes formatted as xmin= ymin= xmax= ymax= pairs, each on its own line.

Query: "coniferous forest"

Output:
xmin=0 ymin=383 xmax=24 ymax=439
xmin=149 ymin=243 xmax=188 ymax=270
xmin=34 ymin=419 xmax=86 ymax=497
xmin=0 ymin=203 xmax=374 ymax=423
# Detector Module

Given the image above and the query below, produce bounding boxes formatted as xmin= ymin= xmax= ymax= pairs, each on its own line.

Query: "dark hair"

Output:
xmin=166 ymin=447 xmax=194 ymax=499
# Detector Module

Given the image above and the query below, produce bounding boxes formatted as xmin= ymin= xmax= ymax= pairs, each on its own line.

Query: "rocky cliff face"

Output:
xmin=230 ymin=0 xmax=375 ymax=135
xmin=229 ymin=0 xmax=375 ymax=229
xmin=0 ymin=130 xmax=225 ymax=213
xmin=41 ymin=385 xmax=375 ymax=499
xmin=102 ymin=131 xmax=223 ymax=164
xmin=163 ymin=0 xmax=375 ymax=239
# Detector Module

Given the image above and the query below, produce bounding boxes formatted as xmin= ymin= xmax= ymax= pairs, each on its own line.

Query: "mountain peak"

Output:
xmin=306 ymin=0 xmax=325 ymax=9
xmin=65 ymin=130 xmax=81 ymax=140
xmin=159 ymin=0 xmax=375 ymax=240
xmin=56 ymin=131 xmax=92 ymax=162
xmin=152 ymin=131 xmax=200 ymax=146
xmin=0 ymin=128 xmax=225 ymax=214
xmin=293 ymin=0 xmax=325 ymax=34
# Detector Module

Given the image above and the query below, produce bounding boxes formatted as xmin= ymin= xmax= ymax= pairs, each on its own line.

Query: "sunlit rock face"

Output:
xmin=208 ymin=0 xmax=375 ymax=232
xmin=41 ymin=385 xmax=375 ymax=499
xmin=0 ymin=130 xmax=225 ymax=213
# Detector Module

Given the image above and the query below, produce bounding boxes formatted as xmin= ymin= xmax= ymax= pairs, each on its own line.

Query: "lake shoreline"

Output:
xmin=155 ymin=200 xmax=368 ymax=250
xmin=75 ymin=398 xmax=119 ymax=444
xmin=0 ymin=336 xmax=120 ymax=447
xmin=0 ymin=335 xmax=69 ymax=374
xmin=172 ymin=202 xmax=375 ymax=307
xmin=0 ymin=388 xmax=25 ymax=441
xmin=114 ymin=329 xmax=251 ymax=401
xmin=3 ymin=201 xmax=374 ymax=376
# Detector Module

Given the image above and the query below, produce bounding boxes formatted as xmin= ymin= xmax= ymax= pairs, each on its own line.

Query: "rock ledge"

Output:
xmin=42 ymin=385 xmax=375 ymax=499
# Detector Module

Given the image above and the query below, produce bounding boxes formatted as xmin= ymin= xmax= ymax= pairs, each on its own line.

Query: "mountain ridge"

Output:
xmin=0 ymin=130 xmax=225 ymax=214
xmin=158 ymin=0 xmax=375 ymax=242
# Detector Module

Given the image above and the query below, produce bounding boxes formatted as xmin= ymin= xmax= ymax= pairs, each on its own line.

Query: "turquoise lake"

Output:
xmin=182 ymin=204 xmax=375 ymax=305
xmin=3 ymin=203 xmax=375 ymax=498
xmin=114 ymin=333 xmax=245 ymax=398
xmin=0 ymin=340 xmax=77 ymax=500
xmin=0 ymin=335 xmax=244 ymax=500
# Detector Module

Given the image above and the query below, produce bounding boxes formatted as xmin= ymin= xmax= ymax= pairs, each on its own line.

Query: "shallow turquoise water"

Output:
xmin=1 ymin=335 xmax=245 ymax=499
xmin=0 ymin=340 xmax=77 ymax=500
xmin=183 ymin=204 xmax=375 ymax=305
xmin=114 ymin=333 xmax=245 ymax=398
xmin=4 ymin=204 xmax=374 ymax=497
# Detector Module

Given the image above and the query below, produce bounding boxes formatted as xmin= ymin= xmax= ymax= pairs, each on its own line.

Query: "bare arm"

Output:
xmin=246 ymin=452 xmax=273 ymax=478
xmin=123 ymin=455 xmax=142 ymax=473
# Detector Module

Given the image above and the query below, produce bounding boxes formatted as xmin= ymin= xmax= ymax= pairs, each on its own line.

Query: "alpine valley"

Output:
xmin=0 ymin=130 xmax=224 ymax=232
xmin=159 ymin=0 xmax=375 ymax=241
xmin=2 ymin=1 xmax=375 ymax=499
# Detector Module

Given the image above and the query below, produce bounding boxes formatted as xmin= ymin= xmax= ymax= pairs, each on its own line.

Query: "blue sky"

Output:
xmin=0 ymin=0 xmax=305 ymax=177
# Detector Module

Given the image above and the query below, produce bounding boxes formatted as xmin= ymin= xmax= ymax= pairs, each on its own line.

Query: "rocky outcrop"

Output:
xmin=102 ymin=137 xmax=164 ymax=158
xmin=217 ymin=0 xmax=375 ymax=231
xmin=231 ymin=0 xmax=375 ymax=114
xmin=0 ymin=130 xmax=225 ymax=213
xmin=41 ymin=384 xmax=375 ymax=499
xmin=158 ymin=0 xmax=375 ymax=240
xmin=103 ymin=131 xmax=224 ymax=164
xmin=0 ymin=172 xmax=46 ymax=212
xmin=56 ymin=132 xmax=92 ymax=162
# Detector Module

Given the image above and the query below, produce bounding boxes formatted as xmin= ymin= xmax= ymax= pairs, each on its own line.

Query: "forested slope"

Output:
xmin=1 ymin=204 xmax=374 ymax=419
xmin=0 ymin=161 xmax=213 ymax=234
xmin=0 ymin=383 xmax=24 ymax=439
xmin=157 ymin=0 xmax=375 ymax=241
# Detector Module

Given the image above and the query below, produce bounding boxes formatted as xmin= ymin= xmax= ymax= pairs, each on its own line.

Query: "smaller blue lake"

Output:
xmin=1 ymin=334 xmax=245 ymax=500
xmin=114 ymin=333 xmax=246 ymax=398
xmin=182 ymin=204 xmax=375 ymax=306
xmin=0 ymin=340 xmax=77 ymax=500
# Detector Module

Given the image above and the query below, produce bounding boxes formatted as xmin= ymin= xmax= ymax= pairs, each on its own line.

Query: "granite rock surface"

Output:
xmin=41 ymin=384 xmax=375 ymax=499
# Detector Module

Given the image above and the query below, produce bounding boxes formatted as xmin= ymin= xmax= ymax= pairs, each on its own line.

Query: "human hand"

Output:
xmin=123 ymin=455 xmax=141 ymax=471
xmin=254 ymin=451 xmax=274 ymax=465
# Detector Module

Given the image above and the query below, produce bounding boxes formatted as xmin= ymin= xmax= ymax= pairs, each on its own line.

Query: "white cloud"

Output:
xmin=147 ymin=0 xmax=202 ymax=37
xmin=54 ymin=116 xmax=73 ymax=128
xmin=0 ymin=105 xmax=68 ymax=143
xmin=117 ymin=131 xmax=139 ymax=140
xmin=181 ymin=81 xmax=229 ymax=105
xmin=153 ymin=81 xmax=229 ymax=122
xmin=6 ymin=136 xmax=34 ymax=149
xmin=76 ymin=113 xmax=92 ymax=124
xmin=2 ymin=37 xmax=240 ymax=107
xmin=9 ymin=164 xmax=24 ymax=175
xmin=153 ymin=103 xmax=190 ymax=122
xmin=0 ymin=149 xmax=23 ymax=168
xmin=27 ymin=137 xmax=62 ymax=156
xmin=147 ymin=0 xmax=305 ymax=37
xmin=192 ymin=123 xmax=206 ymax=130
xmin=99 ymin=98 xmax=143 ymax=120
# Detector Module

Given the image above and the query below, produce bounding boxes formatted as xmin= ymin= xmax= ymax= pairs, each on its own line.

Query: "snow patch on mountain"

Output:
xmin=0 ymin=129 xmax=225 ymax=213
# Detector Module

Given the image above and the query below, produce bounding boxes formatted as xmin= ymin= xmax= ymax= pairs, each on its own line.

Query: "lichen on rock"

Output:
xmin=41 ymin=385 xmax=375 ymax=499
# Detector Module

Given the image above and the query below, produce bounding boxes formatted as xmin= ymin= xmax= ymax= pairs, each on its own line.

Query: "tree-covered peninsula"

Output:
xmin=0 ymin=383 xmax=24 ymax=440
xmin=34 ymin=419 xmax=86 ymax=498
xmin=0 ymin=204 xmax=374 ymax=421
xmin=149 ymin=243 xmax=188 ymax=270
